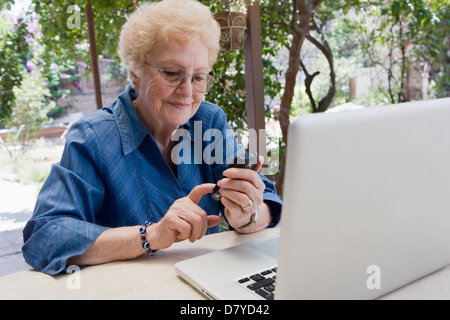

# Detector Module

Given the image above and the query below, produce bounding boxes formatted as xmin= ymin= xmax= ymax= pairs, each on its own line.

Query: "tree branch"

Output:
xmin=306 ymin=31 xmax=335 ymax=112
xmin=299 ymin=59 xmax=320 ymax=112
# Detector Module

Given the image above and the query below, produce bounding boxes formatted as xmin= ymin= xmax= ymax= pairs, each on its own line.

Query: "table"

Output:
xmin=0 ymin=227 xmax=448 ymax=300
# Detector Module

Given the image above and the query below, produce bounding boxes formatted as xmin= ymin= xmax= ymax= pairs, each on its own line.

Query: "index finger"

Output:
xmin=188 ymin=183 xmax=216 ymax=204
xmin=253 ymin=156 xmax=264 ymax=173
xmin=222 ymin=157 xmax=265 ymax=188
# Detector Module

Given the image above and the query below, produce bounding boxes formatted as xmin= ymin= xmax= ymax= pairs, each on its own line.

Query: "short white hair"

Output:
xmin=118 ymin=0 xmax=221 ymax=78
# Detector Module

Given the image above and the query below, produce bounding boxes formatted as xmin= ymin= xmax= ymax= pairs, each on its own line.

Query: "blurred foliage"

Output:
xmin=6 ymin=69 xmax=55 ymax=146
xmin=330 ymin=0 xmax=449 ymax=103
xmin=0 ymin=0 xmax=79 ymax=125
xmin=21 ymin=0 xmax=291 ymax=130
xmin=1 ymin=0 xmax=448 ymax=129
xmin=30 ymin=0 xmax=133 ymax=69
xmin=0 ymin=12 xmax=29 ymax=124
xmin=201 ymin=0 xmax=291 ymax=128
xmin=289 ymin=0 xmax=449 ymax=116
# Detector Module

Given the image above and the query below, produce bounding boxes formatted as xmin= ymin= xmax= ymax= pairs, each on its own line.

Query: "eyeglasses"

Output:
xmin=144 ymin=62 xmax=215 ymax=94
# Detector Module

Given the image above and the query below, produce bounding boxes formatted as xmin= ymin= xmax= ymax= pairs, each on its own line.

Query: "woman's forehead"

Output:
xmin=147 ymin=38 xmax=210 ymax=72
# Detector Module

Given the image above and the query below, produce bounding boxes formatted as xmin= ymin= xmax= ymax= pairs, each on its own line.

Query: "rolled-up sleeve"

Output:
xmin=22 ymin=120 xmax=109 ymax=275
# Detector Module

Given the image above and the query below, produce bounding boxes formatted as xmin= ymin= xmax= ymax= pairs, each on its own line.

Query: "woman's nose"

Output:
xmin=175 ymin=76 xmax=194 ymax=97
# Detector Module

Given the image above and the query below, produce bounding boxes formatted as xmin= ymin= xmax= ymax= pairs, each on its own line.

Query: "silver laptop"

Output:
xmin=175 ymin=98 xmax=450 ymax=300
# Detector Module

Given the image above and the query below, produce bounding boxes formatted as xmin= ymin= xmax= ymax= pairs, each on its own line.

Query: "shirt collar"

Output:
xmin=113 ymin=86 xmax=150 ymax=156
xmin=113 ymin=85 xmax=193 ymax=156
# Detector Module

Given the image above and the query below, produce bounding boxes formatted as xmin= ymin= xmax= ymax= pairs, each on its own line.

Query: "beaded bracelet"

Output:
xmin=139 ymin=220 xmax=159 ymax=256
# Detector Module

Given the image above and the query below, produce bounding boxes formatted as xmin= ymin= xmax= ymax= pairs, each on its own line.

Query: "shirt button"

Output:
xmin=55 ymin=262 xmax=61 ymax=270
xmin=41 ymin=260 xmax=48 ymax=268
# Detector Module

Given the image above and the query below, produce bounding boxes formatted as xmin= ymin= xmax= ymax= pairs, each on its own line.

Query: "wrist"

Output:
xmin=140 ymin=221 xmax=159 ymax=255
xmin=237 ymin=209 xmax=259 ymax=230
xmin=236 ymin=203 xmax=272 ymax=233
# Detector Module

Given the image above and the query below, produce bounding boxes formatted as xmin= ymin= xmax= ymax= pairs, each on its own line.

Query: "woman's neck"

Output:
xmin=133 ymin=99 xmax=178 ymax=174
xmin=133 ymin=98 xmax=177 ymax=148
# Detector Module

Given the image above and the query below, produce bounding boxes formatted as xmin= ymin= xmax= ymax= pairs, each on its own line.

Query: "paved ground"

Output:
xmin=0 ymin=179 xmax=37 ymax=277
xmin=0 ymin=101 xmax=100 ymax=278
xmin=0 ymin=137 xmax=65 ymax=277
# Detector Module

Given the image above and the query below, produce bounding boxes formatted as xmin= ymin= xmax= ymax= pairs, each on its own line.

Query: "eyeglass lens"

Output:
xmin=160 ymin=68 xmax=214 ymax=93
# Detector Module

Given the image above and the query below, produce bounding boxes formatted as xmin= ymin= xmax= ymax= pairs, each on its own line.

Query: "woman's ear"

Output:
xmin=129 ymin=71 xmax=140 ymax=99
xmin=129 ymin=71 xmax=139 ymax=89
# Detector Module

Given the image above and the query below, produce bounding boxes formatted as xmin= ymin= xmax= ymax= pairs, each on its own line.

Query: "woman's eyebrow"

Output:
xmin=157 ymin=59 xmax=210 ymax=73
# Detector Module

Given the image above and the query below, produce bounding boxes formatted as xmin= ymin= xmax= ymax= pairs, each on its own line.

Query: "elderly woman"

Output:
xmin=22 ymin=0 xmax=282 ymax=275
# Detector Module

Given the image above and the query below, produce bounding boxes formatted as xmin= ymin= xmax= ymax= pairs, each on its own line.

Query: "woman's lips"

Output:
xmin=168 ymin=101 xmax=191 ymax=109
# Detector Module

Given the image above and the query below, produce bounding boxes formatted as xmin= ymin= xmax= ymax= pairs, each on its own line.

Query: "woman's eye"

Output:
xmin=163 ymin=71 xmax=181 ymax=78
xmin=193 ymin=74 xmax=207 ymax=82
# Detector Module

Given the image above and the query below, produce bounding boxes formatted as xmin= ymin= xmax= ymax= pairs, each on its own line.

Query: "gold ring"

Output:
xmin=241 ymin=199 xmax=252 ymax=211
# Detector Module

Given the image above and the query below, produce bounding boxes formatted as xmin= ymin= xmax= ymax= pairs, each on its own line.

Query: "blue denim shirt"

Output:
xmin=22 ymin=86 xmax=282 ymax=275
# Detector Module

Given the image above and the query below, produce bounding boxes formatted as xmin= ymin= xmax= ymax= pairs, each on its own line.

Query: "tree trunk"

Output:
xmin=275 ymin=0 xmax=324 ymax=195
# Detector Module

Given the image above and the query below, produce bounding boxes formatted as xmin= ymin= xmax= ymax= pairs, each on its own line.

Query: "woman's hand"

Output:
xmin=148 ymin=183 xmax=222 ymax=250
xmin=218 ymin=156 xmax=272 ymax=232
xmin=68 ymin=176 xmax=270 ymax=268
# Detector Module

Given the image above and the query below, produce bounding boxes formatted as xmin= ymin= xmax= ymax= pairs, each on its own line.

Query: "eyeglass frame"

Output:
xmin=143 ymin=61 xmax=216 ymax=94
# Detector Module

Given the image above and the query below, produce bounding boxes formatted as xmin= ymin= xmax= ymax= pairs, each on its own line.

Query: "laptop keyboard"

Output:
xmin=234 ymin=266 xmax=277 ymax=300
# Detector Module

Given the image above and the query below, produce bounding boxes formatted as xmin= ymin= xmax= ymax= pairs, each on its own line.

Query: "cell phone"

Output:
xmin=211 ymin=153 xmax=259 ymax=201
